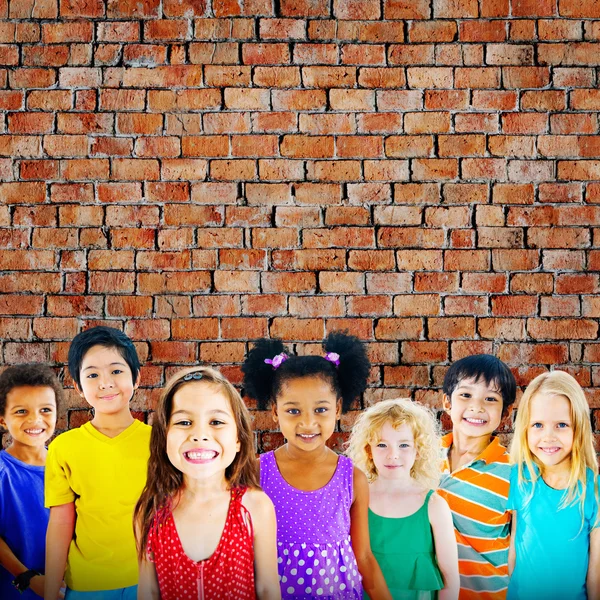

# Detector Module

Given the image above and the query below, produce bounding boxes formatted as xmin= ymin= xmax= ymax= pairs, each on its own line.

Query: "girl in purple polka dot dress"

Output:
xmin=243 ymin=332 xmax=392 ymax=600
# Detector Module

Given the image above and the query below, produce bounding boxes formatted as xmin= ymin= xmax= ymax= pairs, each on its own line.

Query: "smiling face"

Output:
xmin=166 ymin=381 xmax=240 ymax=485
xmin=443 ymin=376 xmax=504 ymax=441
xmin=369 ymin=421 xmax=417 ymax=481
xmin=527 ymin=392 xmax=573 ymax=474
xmin=76 ymin=345 xmax=139 ymax=418
xmin=273 ymin=375 xmax=341 ymax=453
xmin=0 ymin=385 xmax=57 ymax=453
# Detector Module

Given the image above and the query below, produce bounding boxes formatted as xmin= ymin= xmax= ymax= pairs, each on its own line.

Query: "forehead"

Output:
xmin=455 ymin=376 xmax=500 ymax=393
xmin=81 ymin=344 xmax=129 ymax=369
xmin=377 ymin=420 xmax=414 ymax=440
xmin=278 ymin=375 xmax=337 ymax=404
xmin=6 ymin=385 xmax=56 ymax=408
xmin=172 ymin=381 xmax=234 ymax=415
xmin=529 ymin=392 xmax=571 ymax=419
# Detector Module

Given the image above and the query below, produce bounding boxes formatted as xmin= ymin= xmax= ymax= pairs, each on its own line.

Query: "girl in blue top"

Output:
xmin=508 ymin=370 xmax=600 ymax=600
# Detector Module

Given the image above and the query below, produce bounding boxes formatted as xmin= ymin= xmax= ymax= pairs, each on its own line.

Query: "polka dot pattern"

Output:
xmin=260 ymin=452 xmax=363 ymax=599
xmin=147 ymin=487 xmax=256 ymax=600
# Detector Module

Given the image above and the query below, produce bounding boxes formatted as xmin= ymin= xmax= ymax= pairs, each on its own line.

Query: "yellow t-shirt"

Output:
xmin=45 ymin=419 xmax=151 ymax=591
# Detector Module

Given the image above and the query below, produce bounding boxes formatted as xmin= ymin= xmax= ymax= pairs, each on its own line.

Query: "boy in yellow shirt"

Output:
xmin=44 ymin=326 xmax=151 ymax=600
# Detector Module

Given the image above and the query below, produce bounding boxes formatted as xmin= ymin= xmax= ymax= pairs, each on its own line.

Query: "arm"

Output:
xmin=508 ymin=512 xmax=516 ymax=576
xmin=0 ymin=536 xmax=47 ymax=598
xmin=349 ymin=467 xmax=392 ymax=600
xmin=587 ymin=526 xmax=600 ymax=600
xmin=244 ymin=490 xmax=281 ymax=600
xmin=138 ymin=558 xmax=161 ymax=600
xmin=44 ymin=503 xmax=75 ymax=600
xmin=429 ymin=493 xmax=459 ymax=600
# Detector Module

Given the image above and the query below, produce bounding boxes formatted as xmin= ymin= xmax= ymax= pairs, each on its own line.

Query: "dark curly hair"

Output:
xmin=0 ymin=364 xmax=63 ymax=416
xmin=242 ymin=331 xmax=370 ymax=412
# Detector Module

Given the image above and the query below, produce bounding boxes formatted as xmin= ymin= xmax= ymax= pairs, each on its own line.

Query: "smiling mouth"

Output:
xmin=24 ymin=428 xmax=45 ymax=436
xmin=183 ymin=450 xmax=218 ymax=463
xmin=539 ymin=447 xmax=561 ymax=454
xmin=98 ymin=394 xmax=118 ymax=401
xmin=297 ymin=433 xmax=320 ymax=441
xmin=464 ymin=417 xmax=487 ymax=425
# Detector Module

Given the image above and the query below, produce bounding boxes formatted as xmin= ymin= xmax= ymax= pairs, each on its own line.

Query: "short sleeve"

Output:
xmin=45 ymin=438 xmax=76 ymax=508
xmin=506 ymin=464 xmax=521 ymax=512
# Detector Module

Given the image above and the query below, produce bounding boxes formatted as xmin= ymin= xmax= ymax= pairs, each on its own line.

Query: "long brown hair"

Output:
xmin=134 ymin=366 xmax=259 ymax=561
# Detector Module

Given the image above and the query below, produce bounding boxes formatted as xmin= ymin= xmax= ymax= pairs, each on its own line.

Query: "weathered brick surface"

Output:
xmin=1 ymin=1 xmax=600 ymax=448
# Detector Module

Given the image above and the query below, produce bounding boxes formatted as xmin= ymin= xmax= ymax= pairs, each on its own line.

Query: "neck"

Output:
xmin=451 ymin=431 xmax=492 ymax=457
xmin=370 ymin=474 xmax=419 ymax=494
xmin=6 ymin=442 xmax=47 ymax=466
xmin=282 ymin=441 xmax=331 ymax=464
xmin=91 ymin=410 xmax=134 ymax=438
xmin=181 ymin=472 xmax=229 ymax=500
xmin=540 ymin=457 xmax=572 ymax=489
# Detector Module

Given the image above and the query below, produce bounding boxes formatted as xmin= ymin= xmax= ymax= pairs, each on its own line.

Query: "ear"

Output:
xmin=74 ymin=381 xmax=85 ymax=399
xmin=503 ymin=403 xmax=514 ymax=420
xmin=133 ymin=372 xmax=141 ymax=391
xmin=236 ymin=438 xmax=241 ymax=453
xmin=271 ymin=402 xmax=279 ymax=424
xmin=0 ymin=416 xmax=6 ymax=430
xmin=442 ymin=393 xmax=452 ymax=414
xmin=336 ymin=399 xmax=342 ymax=420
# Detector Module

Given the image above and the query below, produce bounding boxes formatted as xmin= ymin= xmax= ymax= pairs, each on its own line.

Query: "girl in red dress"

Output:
xmin=134 ymin=367 xmax=280 ymax=600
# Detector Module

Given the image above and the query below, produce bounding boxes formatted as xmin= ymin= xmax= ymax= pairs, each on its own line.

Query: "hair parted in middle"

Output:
xmin=347 ymin=398 xmax=442 ymax=490
xmin=510 ymin=370 xmax=599 ymax=515
xmin=242 ymin=330 xmax=371 ymax=412
xmin=134 ymin=365 xmax=259 ymax=561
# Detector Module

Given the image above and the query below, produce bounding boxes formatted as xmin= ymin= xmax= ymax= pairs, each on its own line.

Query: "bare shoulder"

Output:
xmin=352 ymin=464 xmax=368 ymax=486
xmin=241 ymin=488 xmax=275 ymax=520
xmin=428 ymin=491 xmax=452 ymax=523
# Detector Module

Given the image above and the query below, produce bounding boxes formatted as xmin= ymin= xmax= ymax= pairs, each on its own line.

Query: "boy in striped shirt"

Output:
xmin=437 ymin=355 xmax=517 ymax=600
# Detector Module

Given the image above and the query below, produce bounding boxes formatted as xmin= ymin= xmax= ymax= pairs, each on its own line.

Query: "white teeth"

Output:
xmin=298 ymin=434 xmax=317 ymax=438
xmin=465 ymin=418 xmax=486 ymax=424
xmin=25 ymin=429 xmax=43 ymax=434
xmin=540 ymin=447 xmax=560 ymax=454
xmin=186 ymin=451 xmax=216 ymax=460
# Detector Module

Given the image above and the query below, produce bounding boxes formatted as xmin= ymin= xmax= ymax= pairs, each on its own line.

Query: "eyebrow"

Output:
xmin=457 ymin=384 xmax=501 ymax=393
xmin=82 ymin=361 xmax=127 ymax=372
xmin=11 ymin=403 xmax=55 ymax=409
xmin=171 ymin=409 xmax=232 ymax=418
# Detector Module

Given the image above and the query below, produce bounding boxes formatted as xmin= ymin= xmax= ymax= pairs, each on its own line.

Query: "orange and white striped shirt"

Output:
xmin=438 ymin=433 xmax=512 ymax=600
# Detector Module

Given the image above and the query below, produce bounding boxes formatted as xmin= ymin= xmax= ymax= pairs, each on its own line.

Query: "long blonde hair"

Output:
xmin=510 ymin=370 xmax=598 ymax=515
xmin=347 ymin=398 xmax=441 ymax=490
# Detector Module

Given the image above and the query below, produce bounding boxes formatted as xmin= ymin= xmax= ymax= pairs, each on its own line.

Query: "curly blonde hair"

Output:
xmin=347 ymin=398 xmax=442 ymax=490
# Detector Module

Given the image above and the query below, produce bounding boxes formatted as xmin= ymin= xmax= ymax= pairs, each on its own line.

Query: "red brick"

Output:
xmin=319 ymin=272 xmax=365 ymax=293
xmin=375 ymin=318 xmax=423 ymax=340
xmin=503 ymin=66 xmax=550 ymax=88
xmin=0 ymin=182 xmax=46 ymax=204
xmin=528 ymin=319 xmax=598 ymax=340
xmin=429 ymin=317 xmax=476 ymax=339
xmin=302 ymin=66 xmax=356 ymax=88
xmin=510 ymin=273 xmax=553 ymax=293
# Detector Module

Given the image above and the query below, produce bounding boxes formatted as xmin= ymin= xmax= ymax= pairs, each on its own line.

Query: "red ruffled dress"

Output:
xmin=147 ymin=487 xmax=256 ymax=600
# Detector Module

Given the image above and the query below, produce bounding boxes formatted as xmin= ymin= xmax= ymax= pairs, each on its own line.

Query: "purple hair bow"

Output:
xmin=324 ymin=352 xmax=340 ymax=367
xmin=264 ymin=352 xmax=288 ymax=369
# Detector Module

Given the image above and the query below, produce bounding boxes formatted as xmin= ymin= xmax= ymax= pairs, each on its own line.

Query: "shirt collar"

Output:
xmin=441 ymin=432 xmax=507 ymax=466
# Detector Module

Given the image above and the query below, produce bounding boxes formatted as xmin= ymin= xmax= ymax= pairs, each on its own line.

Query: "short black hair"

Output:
xmin=443 ymin=354 xmax=516 ymax=414
xmin=0 ymin=364 xmax=63 ymax=416
xmin=242 ymin=331 xmax=370 ymax=412
xmin=68 ymin=326 xmax=140 ymax=388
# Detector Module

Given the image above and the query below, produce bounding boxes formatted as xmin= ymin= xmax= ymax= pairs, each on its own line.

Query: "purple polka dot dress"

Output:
xmin=260 ymin=451 xmax=363 ymax=599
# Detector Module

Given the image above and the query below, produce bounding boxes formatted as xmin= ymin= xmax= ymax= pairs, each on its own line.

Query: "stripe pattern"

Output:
xmin=438 ymin=434 xmax=511 ymax=600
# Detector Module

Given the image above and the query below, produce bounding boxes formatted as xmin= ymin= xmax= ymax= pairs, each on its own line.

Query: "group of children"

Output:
xmin=0 ymin=325 xmax=598 ymax=600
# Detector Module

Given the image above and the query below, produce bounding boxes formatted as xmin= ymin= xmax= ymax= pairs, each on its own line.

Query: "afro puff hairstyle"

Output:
xmin=242 ymin=331 xmax=370 ymax=412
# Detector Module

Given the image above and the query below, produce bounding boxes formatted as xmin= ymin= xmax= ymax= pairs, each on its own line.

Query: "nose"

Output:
xmin=190 ymin=423 xmax=210 ymax=443
xmin=388 ymin=446 xmax=400 ymax=460
xmin=97 ymin=373 xmax=115 ymax=389
xmin=298 ymin=414 xmax=317 ymax=429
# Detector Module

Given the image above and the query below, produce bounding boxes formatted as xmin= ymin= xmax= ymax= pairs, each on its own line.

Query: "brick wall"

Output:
xmin=1 ymin=0 xmax=600 ymax=450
